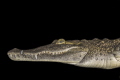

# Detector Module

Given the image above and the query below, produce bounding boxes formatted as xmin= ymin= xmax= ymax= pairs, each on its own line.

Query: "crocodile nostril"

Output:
xmin=7 ymin=52 xmax=12 ymax=57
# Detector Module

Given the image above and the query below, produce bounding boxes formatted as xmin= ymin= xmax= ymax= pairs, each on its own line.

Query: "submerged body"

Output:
xmin=7 ymin=38 xmax=120 ymax=69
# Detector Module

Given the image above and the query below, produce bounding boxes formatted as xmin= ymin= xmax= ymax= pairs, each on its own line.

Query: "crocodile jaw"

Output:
xmin=7 ymin=44 xmax=86 ymax=64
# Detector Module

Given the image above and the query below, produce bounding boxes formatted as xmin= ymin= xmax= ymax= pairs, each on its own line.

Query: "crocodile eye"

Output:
xmin=56 ymin=39 xmax=65 ymax=44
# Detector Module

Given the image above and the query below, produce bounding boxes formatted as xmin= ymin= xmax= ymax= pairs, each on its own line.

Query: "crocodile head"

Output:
xmin=7 ymin=39 xmax=88 ymax=64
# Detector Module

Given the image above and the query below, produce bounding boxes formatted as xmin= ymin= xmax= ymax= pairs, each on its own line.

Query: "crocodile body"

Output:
xmin=7 ymin=38 xmax=120 ymax=69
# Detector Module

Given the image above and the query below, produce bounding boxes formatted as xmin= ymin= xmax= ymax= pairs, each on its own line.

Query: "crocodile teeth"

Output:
xmin=38 ymin=51 xmax=65 ymax=55
xmin=52 ymin=53 xmax=54 ymax=55
xmin=39 ymin=52 xmax=42 ymax=54
xmin=21 ymin=50 xmax=23 ymax=54
xmin=35 ymin=55 xmax=37 ymax=59
xmin=58 ymin=52 xmax=62 ymax=54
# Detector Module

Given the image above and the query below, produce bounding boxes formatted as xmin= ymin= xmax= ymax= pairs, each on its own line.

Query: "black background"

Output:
xmin=1 ymin=1 xmax=120 ymax=80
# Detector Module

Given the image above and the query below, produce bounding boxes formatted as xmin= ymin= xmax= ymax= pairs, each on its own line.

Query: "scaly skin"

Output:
xmin=7 ymin=38 xmax=120 ymax=69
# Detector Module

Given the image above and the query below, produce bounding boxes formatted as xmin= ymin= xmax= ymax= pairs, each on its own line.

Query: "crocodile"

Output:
xmin=7 ymin=38 xmax=120 ymax=69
